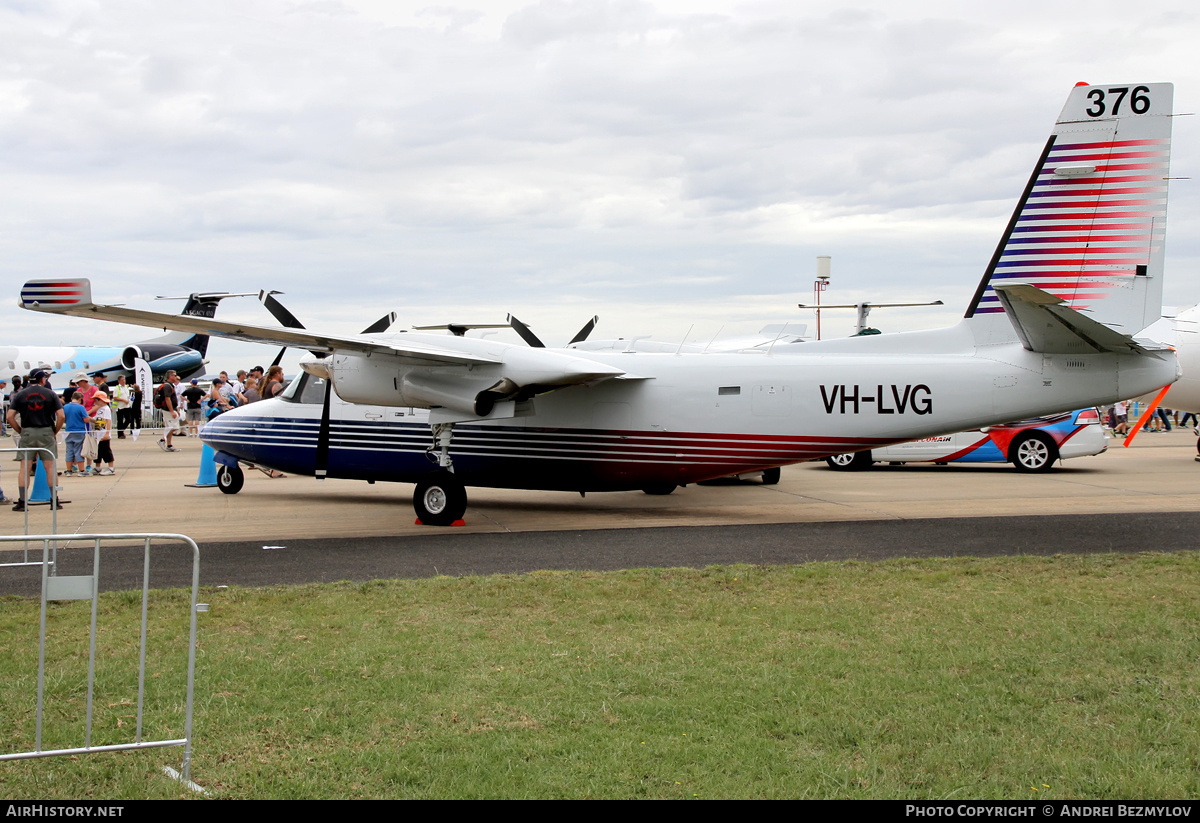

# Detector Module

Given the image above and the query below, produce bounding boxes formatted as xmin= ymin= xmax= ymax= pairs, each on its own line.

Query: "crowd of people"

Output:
xmin=1 ymin=364 xmax=288 ymax=510
xmin=1105 ymin=402 xmax=1197 ymax=435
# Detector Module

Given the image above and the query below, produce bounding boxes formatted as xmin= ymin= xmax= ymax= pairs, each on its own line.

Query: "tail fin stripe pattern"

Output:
xmin=971 ymin=133 xmax=1169 ymax=316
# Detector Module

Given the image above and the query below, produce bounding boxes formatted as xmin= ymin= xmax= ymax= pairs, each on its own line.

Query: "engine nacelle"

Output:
xmin=121 ymin=345 xmax=204 ymax=379
xmin=314 ymin=353 xmax=506 ymax=417
xmin=301 ymin=344 xmax=623 ymax=418
xmin=120 ymin=345 xmax=145 ymax=370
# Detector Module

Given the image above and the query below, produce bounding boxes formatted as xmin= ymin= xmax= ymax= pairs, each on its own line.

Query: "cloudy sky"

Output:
xmin=3 ymin=0 xmax=1199 ymax=373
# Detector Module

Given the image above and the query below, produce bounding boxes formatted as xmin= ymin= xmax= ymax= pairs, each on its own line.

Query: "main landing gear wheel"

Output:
xmin=641 ymin=483 xmax=677 ymax=495
xmin=761 ymin=467 xmax=781 ymax=485
xmin=1011 ymin=432 xmax=1058 ymax=472
xmin=217 ymin=464 xmax=244 ymax=495
xmin=824 ymin=451 xmax=873 ymax=471
xmin=414 ymin=472 xmax=468 ymax=526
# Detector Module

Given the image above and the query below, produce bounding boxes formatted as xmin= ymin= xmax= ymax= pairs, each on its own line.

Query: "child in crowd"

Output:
xmin=63 ymin=391 xmax=89 ymax=476
xmin=87 ymin=391 xmax=116 ymax=476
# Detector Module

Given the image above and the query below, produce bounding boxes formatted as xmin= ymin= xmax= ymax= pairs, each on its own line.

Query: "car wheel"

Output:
xmin=217 ymin=464 xmax=244 ymax=495
xmin=1011 ymin=432 xmax=1058 ymax=472
xmin=825 ymin=451 xmax=873 ymax=471
xmin=414 ymin=472 xmax=468 ymax=525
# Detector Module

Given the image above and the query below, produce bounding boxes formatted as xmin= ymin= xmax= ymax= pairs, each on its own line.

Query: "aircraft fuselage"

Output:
xmin=202 ymin=324 xmax=1178 ymax=492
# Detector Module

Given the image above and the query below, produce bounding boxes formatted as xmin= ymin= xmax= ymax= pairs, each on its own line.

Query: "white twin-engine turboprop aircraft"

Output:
xmin=21 ymin=82 xmax=1181 ymax=525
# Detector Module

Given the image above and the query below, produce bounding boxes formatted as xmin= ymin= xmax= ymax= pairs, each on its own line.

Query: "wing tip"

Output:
xmin=19 ymin=278 xmax=94 ymax=311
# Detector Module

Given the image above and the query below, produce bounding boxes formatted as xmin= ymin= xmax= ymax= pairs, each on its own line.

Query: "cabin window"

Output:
xmin=6 ymin=361 xmax=13 ymax=370
xmin=69 ymin=361 xmax=76 ymax=369
xmin=280 ymin=372 xmax=325 ymax=405
xmin=718 ymin=386 xmax=741 ymax=396
xmin=23 ymin=361 xmax=29 ymax=370
xmin=54 ymin=361 xmax=62 ymax=369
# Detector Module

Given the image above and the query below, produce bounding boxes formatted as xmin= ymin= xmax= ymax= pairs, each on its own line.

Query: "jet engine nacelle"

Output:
xmin=120 ymin=345 xmax=145 ymax=370
xmin=120 ymin=344 xmax=204 ymax=380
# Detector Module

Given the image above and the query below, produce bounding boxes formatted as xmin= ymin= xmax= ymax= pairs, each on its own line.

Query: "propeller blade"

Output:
xmin=258 ymin=290 xmax=328 ymax=358
xmin=507 ymin=314 xmax=545 ymax=348
xmin=1123 ymin=385 xmax=1172 ymax=447
xmin=361 ymin=312 xmax=396 ymax=334
xmin=567 ymin=315 xmax=599 ymax=345
xmin=259 ymin=290 xmax=305 ymax=329
xmin=314 ymin=378 xmax=333 ymax=480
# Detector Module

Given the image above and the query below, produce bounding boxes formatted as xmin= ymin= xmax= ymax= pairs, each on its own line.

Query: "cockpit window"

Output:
xmin=280 ymin=372 xmax=328 ymax=405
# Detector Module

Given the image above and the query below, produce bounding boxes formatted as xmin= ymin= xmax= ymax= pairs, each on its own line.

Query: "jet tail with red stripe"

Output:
xmin=966 ymin=82 xmax=1173 ymax=340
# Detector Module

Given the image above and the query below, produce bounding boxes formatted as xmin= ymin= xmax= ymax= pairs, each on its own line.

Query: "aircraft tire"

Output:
xmin=414 ymin=472 xmax=468 ymax=526
xmin=1011 ymin=432 xmax=1058 ymax=472
xmin=824 ymin=451 xmax=873 ymax=471
xmin=641 ymin=483 xmax=677 ymax=495
xmin=217 ymin=464 xmax=244 ymax=495
xmin=761 ymin=467 xmax=781 ymax=485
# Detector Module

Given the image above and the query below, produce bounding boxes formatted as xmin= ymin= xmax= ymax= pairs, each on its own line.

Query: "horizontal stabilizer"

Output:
xmin=993 ymin=283 xmax=1152 ymax=354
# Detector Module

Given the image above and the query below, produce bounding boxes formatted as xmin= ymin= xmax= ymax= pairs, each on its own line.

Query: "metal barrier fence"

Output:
xmin=0 ymin=533 xmax=203 ymax=785
xmin=0 ymin=447 xmax=60 ymax=566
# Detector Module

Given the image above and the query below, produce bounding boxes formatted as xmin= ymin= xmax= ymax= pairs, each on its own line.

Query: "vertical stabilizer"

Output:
xmin=140 ymin=292 xmax=254 ymax=357
xmin=966 ymin=82 xmax=1173 ymax=337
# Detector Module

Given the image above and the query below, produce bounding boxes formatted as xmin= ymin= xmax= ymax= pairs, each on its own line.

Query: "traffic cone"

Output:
xmin=28 ymin=459 xmax=54 ymax=502
xmin=186 ymin=443 xmax=219 ymax=488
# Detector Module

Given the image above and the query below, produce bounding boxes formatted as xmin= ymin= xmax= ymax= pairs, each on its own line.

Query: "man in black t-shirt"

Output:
xmin=6 ymin=369 xmax=65 ymax=511
xmin=181 ymin=379 xmax=206 ymax=436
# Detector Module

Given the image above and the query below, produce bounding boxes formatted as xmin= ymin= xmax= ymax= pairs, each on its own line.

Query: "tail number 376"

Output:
xmin=1086 ymin=86 xmax=1151 ymax=117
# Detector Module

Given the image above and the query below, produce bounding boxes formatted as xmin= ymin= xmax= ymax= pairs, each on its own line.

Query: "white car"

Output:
xmin=824 ymin=408 xmax=1109 ymax=472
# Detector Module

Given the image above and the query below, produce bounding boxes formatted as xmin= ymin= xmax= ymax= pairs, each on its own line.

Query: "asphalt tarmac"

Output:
xmin=2 ymin=426 xmax=1198 ymax=595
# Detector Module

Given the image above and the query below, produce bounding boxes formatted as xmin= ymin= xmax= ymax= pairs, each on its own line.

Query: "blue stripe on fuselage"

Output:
xmin=200 ymin=412 xmax=784 ymax=491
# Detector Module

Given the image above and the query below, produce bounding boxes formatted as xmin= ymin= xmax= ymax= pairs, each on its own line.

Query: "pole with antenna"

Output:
xmin=814 ymin=256 xmax=831 ymax=341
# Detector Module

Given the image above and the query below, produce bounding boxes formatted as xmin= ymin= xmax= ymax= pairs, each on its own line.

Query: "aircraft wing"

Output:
xmin=19 ymin=279 xmax=498 ymax=368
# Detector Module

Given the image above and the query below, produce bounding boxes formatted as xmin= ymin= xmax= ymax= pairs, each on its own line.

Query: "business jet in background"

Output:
xmin=3 ymin=291 xmax=255 ymax=381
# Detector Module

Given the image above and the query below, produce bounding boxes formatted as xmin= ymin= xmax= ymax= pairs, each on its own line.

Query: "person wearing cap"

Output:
xmin=6 ymin=369 xmax=65 ymax=511
xmin=86 ymin=390 xmax=116 ymax=476
xmin=92 ymin=374 xmax=111 ymax=405
xmin=60 ymin=374 xmax=81 ymax=404
xmin=68 ymin=372 xmax=97 ymax=411
xmin=91 ymin=373 xmax=112 ymax=415
xmin=215 ymin=372 xmax=243 ymax=408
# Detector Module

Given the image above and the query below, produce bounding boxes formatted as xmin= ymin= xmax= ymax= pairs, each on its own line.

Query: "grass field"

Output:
xmin=2 ymin=552 xmax=1199 ymax=799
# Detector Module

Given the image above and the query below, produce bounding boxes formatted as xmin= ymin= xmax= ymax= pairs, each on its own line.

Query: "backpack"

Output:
xmin=153 ymin=383 xmax=172 ymax=410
